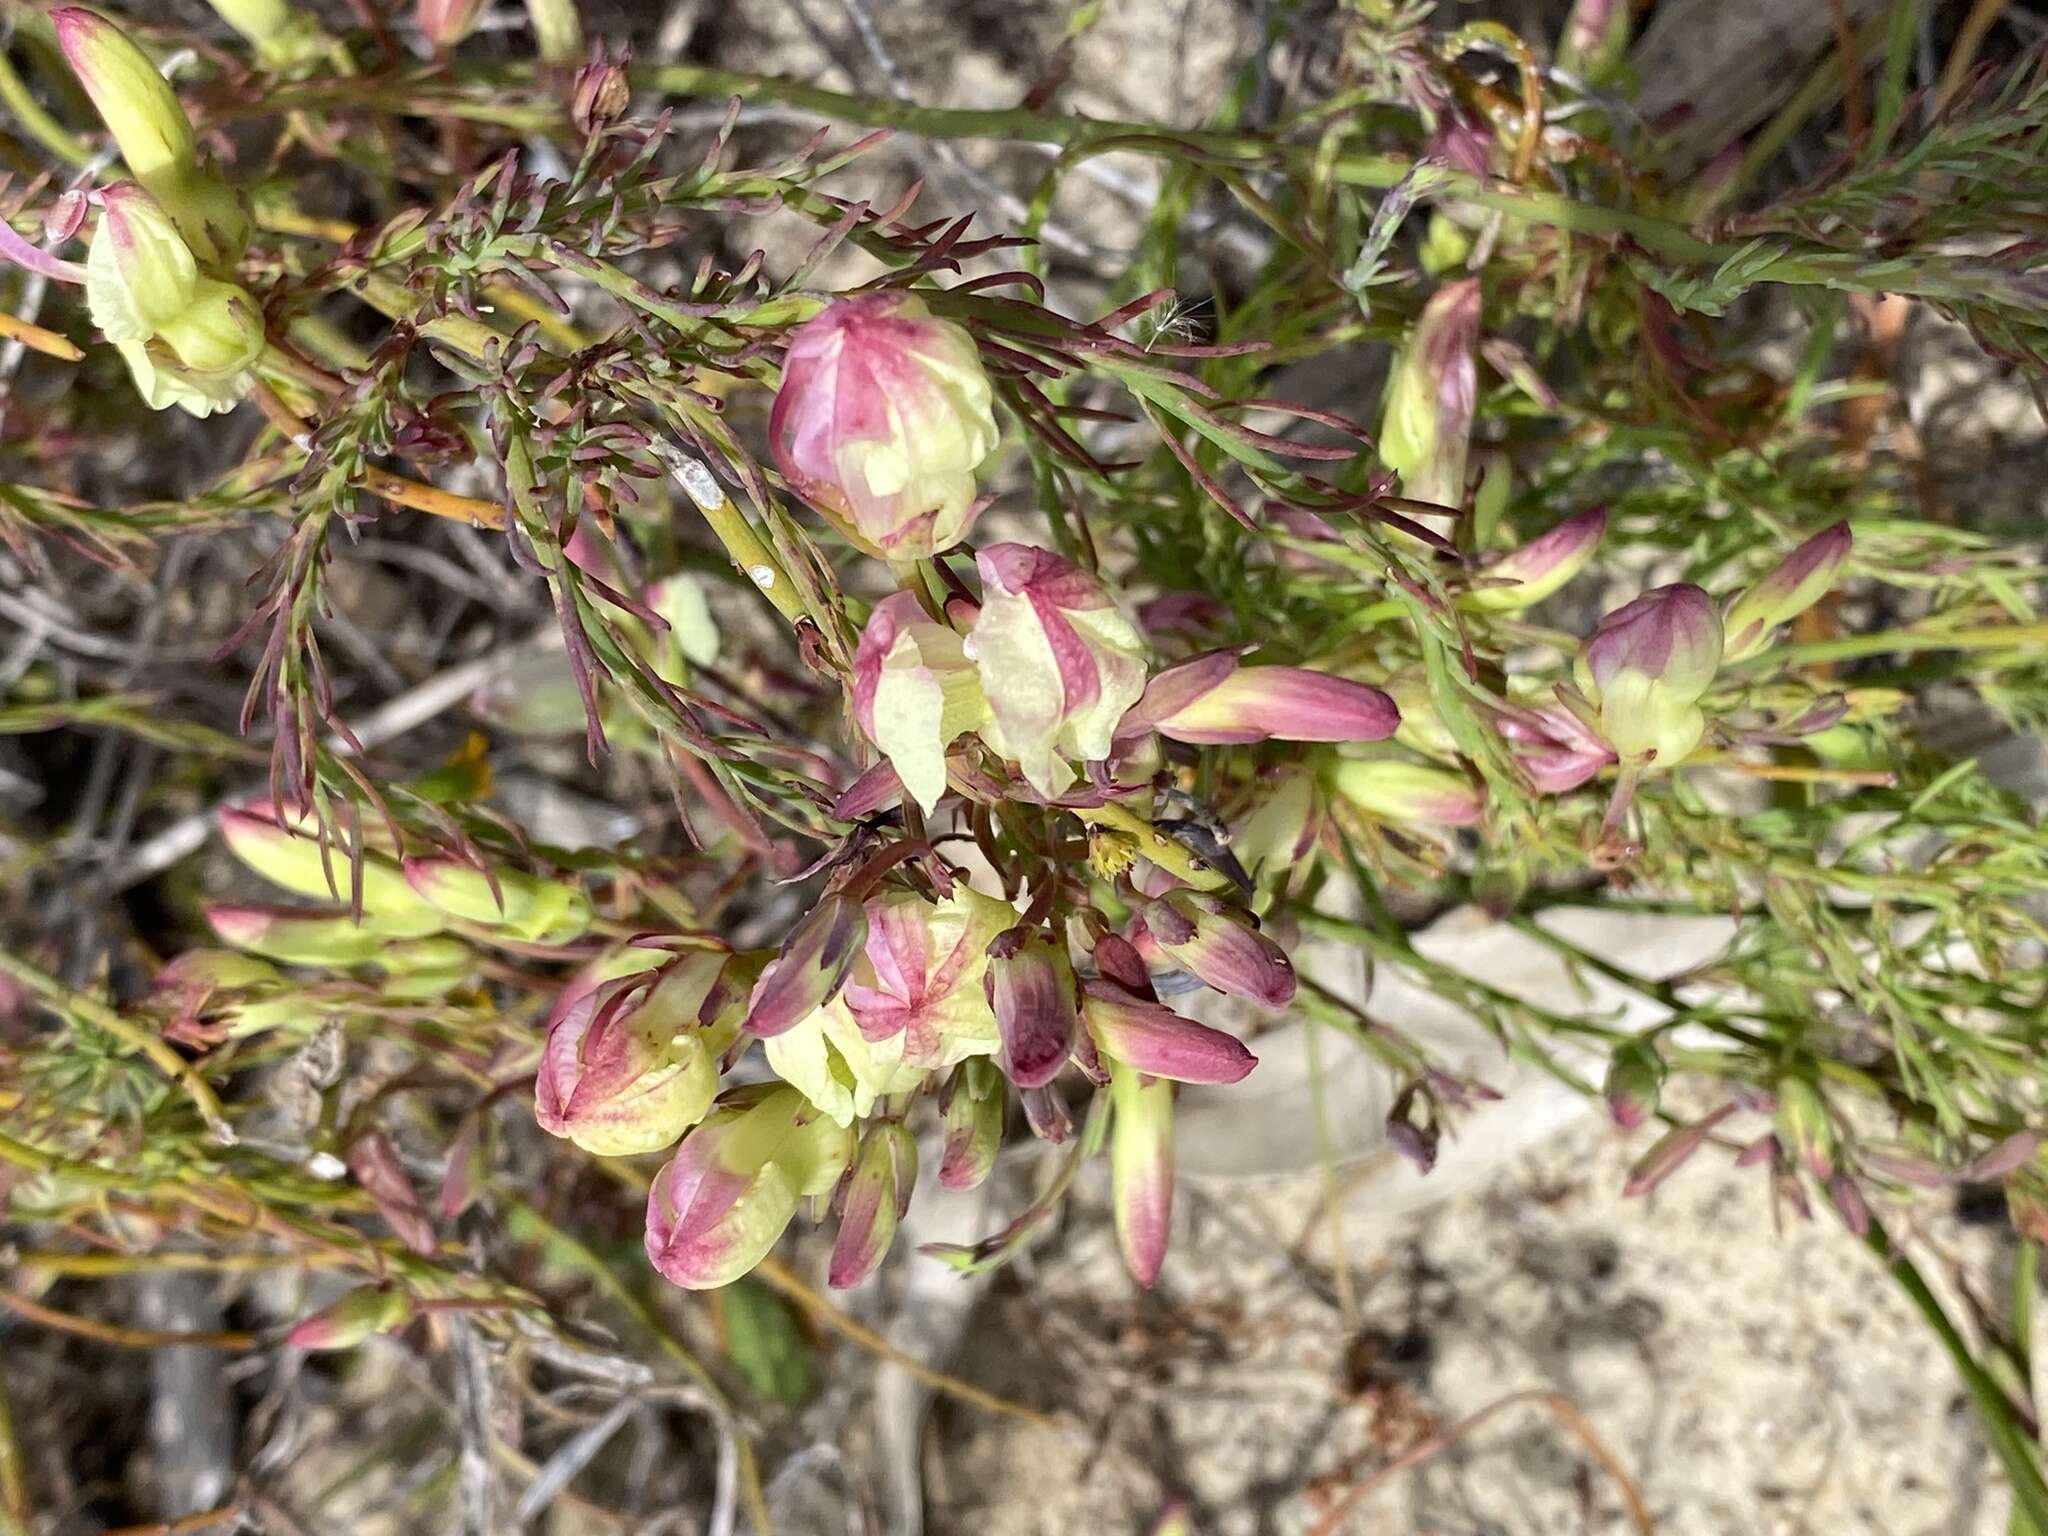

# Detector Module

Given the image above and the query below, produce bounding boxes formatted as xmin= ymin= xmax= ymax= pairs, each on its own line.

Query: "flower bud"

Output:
xmin=1081 ymin=980 xmax=1257 ymax=1084
xmin=1721 ymin=522 xmax=1852 ymax=662
xmin=1492 ymin=701 xmax=1615 ymax=794
xmin=984 ymin=928 xmax=1078 ymax=1088
xmin=572 ymin=53 xmax=631 ymax=135
xmin=969 ymin=544 xmax=1147 ymax=797
xmin=1384 ymin=670 xmax=1460 ymax=762
xmin=287 ymin=1286 xmax=413 ymax=1352
xmin=206 ymin=903 xmax=387 ymax=966
xmin=743 ymin=892 xmax=866 ymax=1038
xmin=403 ymin=856 xmax=591 ymax=942
xmin=417 ymin=0 xmax=485 ymax=50
xmin=1603 ymin=1040 xmax=1665 ymax=1129
xmin=1379 ymin=278 xmax=1479 ymax=509
xmin=1774 ymin=1076 xmax=1836 ymax=1180
xmin=770 ymin=291 xmax=999 ymax=559
xmin=1579 ymin=583 xmax=1722 ymax=764
xmin=1109 ymin=1057 xmax=1174 ymax=1287
xmin=853 ymin=591 xmax=988 ymax=815
xmin=938 ymin=1058 xmax=1003 ymax=1190
xmin=829 ymin=1121 xmax=915 ymax=1289
xmin=1232 ymin=770 xmax=1323 ymax=878
xmin=219 ymin=803 xmax=446 ymax=938
xmin=1117 ymin=653 xmax=1398 ymax=749
xmin=1465 ymin=506 xmax=1606 ymax=612
xmin=1557 ymin=0 xmax=1630 ymax=85
xmin=1142 ymin=890 xmax=1295 ymax=1010
xmin=206 ymin=0 xmax=334 ymax=67
xmin=53 ymin=9 xmax=247 ymax=262
xmin=149 ymin=948 xmax=292 ymax=1043
xmin=644 ymin=1086 xmax=854 ymax=1290
xmin=535 ymin=953 xmax=735 ymax=1157
xmin=1326 ymin=759 xmax=1483 ymax=827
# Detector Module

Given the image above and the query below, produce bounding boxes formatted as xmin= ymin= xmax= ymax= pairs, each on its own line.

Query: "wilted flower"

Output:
xmin=766 ymin=888 xmax=1016 ymax=1125
xmin=1117 ymin=653 xmax=1399 ymax=748
xmin=968 ymin=544 xmax=1147 ymax=797
xmin=53 ymin=8 xmax=248 ymax=261
xmin=938 ymin=1059 xmax=1003 ymax=1190
xmin=743 ymin=892 xmax=866 ymax=1039
xmin=1580 ymin=583 xmax=1723 ymax=765
xmin=1326 ymin=758 xmax=1483 ymax=827
xmin=1465 ymin=506 xmax=1607 ymax=612
xmin=535 ymin=952 xmax=742 ymax=1158
xmin=1379 ymin=278 xmax=1480 ymax=509
xmin=1140 ymin=889 xmax=1296 ymax=1010
xmin=403 ymin=856 xmax=591 ymax=943
xmin=984 ymin=927 xmax=1078 ymax=1088
xmin=571 ymin=52 xmax=631 ymax=135
xmin=1492 ymin=699 xmax=1615 ymax=794
xmin=1081 ymin=980 xmax=1258 ymax=1084
xmin=644 ymin=1086 xmax=854 ymax=1290
xmin=1722 ymin=522 xmax=1852 ymax=661
xmin=770 ymin=291 xmax=999 ymax=559
xmin=1108 ymin=1057 xmax=1174 ymax=1287
xmin=852 ymin=591 xmax=988 ymax=815
xmin=829 ymin=1121 xmax=916 ymax=1288
xmin=85 ymin=184 xmax=262 ymax=417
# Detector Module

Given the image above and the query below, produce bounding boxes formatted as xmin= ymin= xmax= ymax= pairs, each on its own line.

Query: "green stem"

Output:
xmin=0 ymin=42 xmax=90 ymax=168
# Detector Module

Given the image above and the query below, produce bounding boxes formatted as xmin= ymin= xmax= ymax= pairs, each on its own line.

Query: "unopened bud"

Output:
xmin=1579 ymin=583 xmax=1722 ymax=765
xmin=572 ymin=53 xmax=631 ymax=135
xmin=1118 ymin=653 xmax=1399 ymax=749
xmin=1143 ymin=890 xmax=1295 ymax=1010
xmin=984 ymin=928 xmax=1077 ymax=1088
xmin=1108 ymin=1057 xmax=1174 ymax=1287
xmin=938 ymin=1059 xmax=1003 ymax=1190
xmin=219 ymin=803 xmax=445 ymax=937
xmin=1327 ymin=758 xmax=1483 ymax=827
xmin=1466 ymin=506 xmax=1606 ymax=612
xmin=1722 ymin=522 xmax=1852 ymax=661
xmin=417 ymin=0 xmax=485 ymax=50
xmin=743 ymin=893 xmax=866 ymax=1038
xmin=206 ymin=904 xmax=386 ymax=966
xmin=1774 ymin=1077 xmax=1836 ymax=1180
xmin=287 ymin=1286 xmax=413 ymax=1351
xmin=829 ymin=1122 xmax=915 ymax=1288
xmin=1602 ymin=1040 xmax=1665 ymax=1130
xmin=403 ymin=856 xmax=591 ymax=942
xmin=1379 ymin=278 xmax=1479 ymax=509
xmin=205 ymin=0 xmax=333 ymax=67
xmin=1081 ymin=979 xmax=1257 ymax=1084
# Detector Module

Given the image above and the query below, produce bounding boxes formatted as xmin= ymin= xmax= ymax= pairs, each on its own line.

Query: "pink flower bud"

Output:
xmin=1466 ymin=506 xmax=1606 ymax=612
xmin=1774 ymin=1077 xmax=1836 ymax=1180
xmin=1108 ymin=1057 xmax=1174 ymax=1287
xmin=53 ymin=9 xmax=246 ymax=262
xmin=1118 ymin=653 xmax=1399 ymax=749
xmin=416 ymin=0 xmax=485 ymax=49
xmin=1722 ymin=522 xmax=1852 ymax=661
xmin=644 ymin=1086 xmax=853 ymax=1290
xmin=1379 ymin=278 xmax=1480 ymax=509
xmin=535 ymin=953 xmax=734 ymax=1157
xmin=828 ymin=1122 xmax=915 ymax=1288
xmin=743 ymin=893 xmax=866 ymax=1038
xmin=1020 ymin=1084 xmax=1072 ymax=1144
xmin=287 ymin=1286 xmax=413 ymax=1352
xmin=1081 ymin=980 xmax=1257 ymax=1085
xmin=1326 ymin=759 xmax=1483 ymax=827
xmin=219 ymin=802 xmax=445 ymax=937
xmin=1142 ymin=890 xmax=1295 ymax=1010
xmin=852 ymin=591 xmax=987 ymax=815
xmin=770 ymin=292 xmax=999 ymax=559
xmin=1580 ymin=583 xmax=1723 ymax=764
xmin=1603 ymin=1040 xmax=1665 ymax=1130
xmin=968 ymin=544 xmax=1147 ymax=798
xmin=938 ymin=1059 xmax=1003 ymax=1190
xmin=983 ymin=928 xmax=1078 ymax=1088
xmin=206 ymin=903 xmax=386 ymax=967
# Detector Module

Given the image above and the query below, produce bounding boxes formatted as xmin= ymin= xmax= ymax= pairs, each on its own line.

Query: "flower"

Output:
xmin=769 ymin=291 xmax=999 ymax=559
xmin=1326 ymin=758 xmax=1483 ymax=826
xmin=1080 ymin=980 xmax=1258 ymax=1084
xmin=1379 ymin=278 xmax=1480 ymax=509
xmin=1117 ymin=653 xmax=1399 ymax=748
xmin=644 ymin=1085 xmax=854 ymax=1290
xmin=535 ymin=952 xmax=741 ymax=1157
xmin=829 ymin=1122 xmax=915 ymax=1288
xmin=1491 ymin=700 xmax=1615 ymax=794
xmin=765 ymin=888 xmax=1016 ymax=1124
xmin=968 ymin=544 xmax=1147 ymax=797
xmin=1465 ymin=506 xmax=1606 ymax=612
xmin=852 ymin=592 xmax=988 ymax=815
xmin=983 ymin=928 xmax=1078 ymax=1088
xmin=53 ymin=9 xmax=247 ymax=262
xmin=1722 ymin=522 xmax=1852 ymax=661
xmin=84 ymin=184 xmax=262 ymax=417
xmin=1580 ymin=583 xmax=1723 ymax=764
xmin=1140 ymin=890 xmax=1296 ymax=1010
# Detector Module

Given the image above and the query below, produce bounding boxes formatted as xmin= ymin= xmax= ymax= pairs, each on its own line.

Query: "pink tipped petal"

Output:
xmin=1082 ymin=982 xmax=1257 ymax=1084
xmin=744 ymin=894 xmax=866 ymax=1037
xmin=1109 ymin=1061 xmax=1174 ymax=1288
xmin=1149 ymin=892 xmax=1296 ymax=1010
xmin=828 ymin=1126 xmax=907 ymax=1288
xmin=1468 ymin=506 xmax=1607 ymax=611
xmin=984 ymin=930 xmax=1078 ymax=1088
